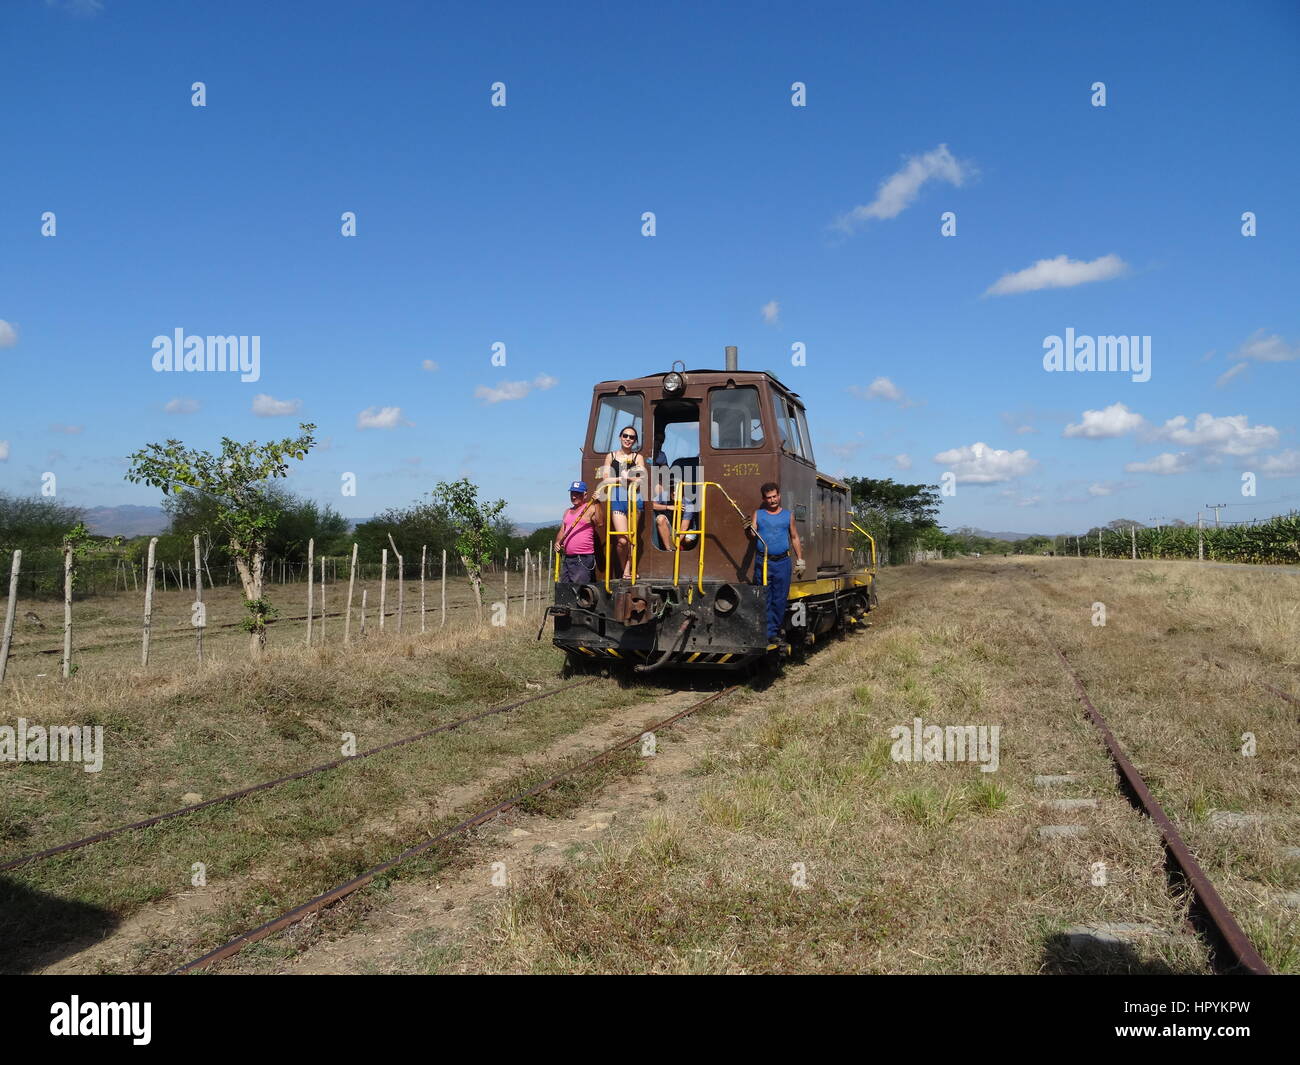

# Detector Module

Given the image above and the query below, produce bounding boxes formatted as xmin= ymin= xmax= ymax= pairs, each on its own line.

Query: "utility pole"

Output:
xmin=1206 ymin=503 xmax=1227 ymax=527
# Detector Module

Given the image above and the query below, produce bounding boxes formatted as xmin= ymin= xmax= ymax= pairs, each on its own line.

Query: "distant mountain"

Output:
xmin=513 ymin=520 xmax=561 ymax=535
xmin=83 ymin=505 xmax=169 ymax=538
xmin=969 ymin=529 xmax=1047 ymax=542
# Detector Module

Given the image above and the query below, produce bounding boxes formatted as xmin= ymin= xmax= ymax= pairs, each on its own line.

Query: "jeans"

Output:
xmin=561 ymin=554 xmax=596 ymax=583
xmin=754 ymin=554 xmax=792 ymax=642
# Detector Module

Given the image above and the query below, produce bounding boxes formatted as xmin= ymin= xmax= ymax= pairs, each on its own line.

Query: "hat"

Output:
xmin=569 ymin=480 xmax=588 ymax=494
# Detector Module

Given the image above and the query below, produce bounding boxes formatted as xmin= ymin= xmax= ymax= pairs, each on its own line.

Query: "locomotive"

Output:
xmin=547 ymin=347 xmax=878 ymax=674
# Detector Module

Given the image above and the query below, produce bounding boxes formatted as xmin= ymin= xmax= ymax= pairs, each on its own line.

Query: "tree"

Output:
xmin=432 ymin=478 xmax=506 ymax=620
xmin=0 ymin=493 xmax=84 ymax=552
xmin=125 ymin=423 xmax=317 ymax=657
xmin=844 ymin=477 xmax=943 ymax=563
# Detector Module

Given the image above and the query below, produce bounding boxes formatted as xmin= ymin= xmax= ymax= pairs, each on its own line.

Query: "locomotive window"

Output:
xmin=592 ymin=393 xmax=644 ymax=454
xmin=708 ymin=386 xmax=764 ymax=449
xmin=782 ymin=398 xmax=808 ymax=459
xmin=795 ymin=405 xmax=814 ymax=464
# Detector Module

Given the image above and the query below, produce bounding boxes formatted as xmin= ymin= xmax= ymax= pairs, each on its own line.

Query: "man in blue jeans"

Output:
xmin=744 ymin=482 xmax=805 ymax=644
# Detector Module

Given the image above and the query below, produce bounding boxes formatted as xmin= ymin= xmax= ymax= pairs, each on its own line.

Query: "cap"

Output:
xmin=569 ymin=480 xmax=588 ymax=494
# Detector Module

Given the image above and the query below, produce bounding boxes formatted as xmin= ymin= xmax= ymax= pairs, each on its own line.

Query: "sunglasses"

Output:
xmin=620 ymin=434 xmax=637 ymax=441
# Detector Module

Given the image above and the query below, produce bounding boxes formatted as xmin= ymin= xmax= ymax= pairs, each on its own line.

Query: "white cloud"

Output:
xmin=252 ymin=393 xmax=302 ymax=417
xmin=422 ymin=359 xmax=439 ymax=372
xmin=1259 ymin=450 xmax=1300 ymax=477
xmin=833 ymin=144 xmax=973 ymax=232
xmin=357 ymin=405 xmax=410 ymax=430
xmin=474 ymin=373 xmax=558 ymax=404
xmin=1215 ymin=362 xmax=1248 ymax=388
xmin=0 ymin=441 xmax=9 ymax=461
xmin=1088 ymin=482 xmax=1114 ymax=496
xmin=850 ymin=376 xmax=914 ymax=407
xmin=932 ymin=441 xmax=1037 ymax=483
xmin=1124 ymin=452 xmax=1193 ymax=475
xmin=1063 ymin=402 xmax=1145 ymax=439
xmin=1154 ymin=413 xmax=1278 ymax=457
xmin=1229 ymin=329 xmax=1300 ymax=363
xmin=761 ymin=301 xmax=780 ymax=325
xmin=984 ymin=253 xmax=1128 ymax=296
xmin=0 ymin=320 xmax=17 ymax=348
xmin=893 ymin=453 xmax=912 ymax=470
xmin=49 ymin=423 xmax=84 ymax=435
xmin=165 ymin=397 xmax=200 ymax=414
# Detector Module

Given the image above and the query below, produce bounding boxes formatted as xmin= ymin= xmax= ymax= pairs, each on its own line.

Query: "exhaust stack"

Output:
xmin=725 ymin=345 xmax=738 ymax=371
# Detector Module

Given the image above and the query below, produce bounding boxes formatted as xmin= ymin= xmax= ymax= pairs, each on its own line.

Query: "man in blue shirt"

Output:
xmin=743 ymin=482 xmax=805 ymax=644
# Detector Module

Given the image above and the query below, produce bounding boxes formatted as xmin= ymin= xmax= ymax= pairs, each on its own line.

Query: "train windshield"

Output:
xmin=708 ymin=386 xmax=764 ymax=449
xmin=592 ymin=393 xmax=643 ymax=453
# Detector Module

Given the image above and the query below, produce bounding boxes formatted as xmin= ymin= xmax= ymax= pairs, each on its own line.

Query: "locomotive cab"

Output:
xmin=549 ymin=347 xmax=878 ymax=672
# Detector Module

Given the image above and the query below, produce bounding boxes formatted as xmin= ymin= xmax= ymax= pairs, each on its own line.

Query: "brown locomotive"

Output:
xmin=548 ymin=347 xmax=877 ymax=674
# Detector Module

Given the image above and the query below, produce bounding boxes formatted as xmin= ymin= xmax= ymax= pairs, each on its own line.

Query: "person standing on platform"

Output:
xmin=744 ymin=482 xmax=805 ymax=643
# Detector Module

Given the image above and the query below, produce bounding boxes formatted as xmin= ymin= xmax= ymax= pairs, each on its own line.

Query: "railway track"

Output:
xmin=0 ymin=678 xmax=596 ymax=874
xmin=1050 ymin=643 xmax=1272 ymax=975
xmin=170 ymin=684 xmax=741 ymax=973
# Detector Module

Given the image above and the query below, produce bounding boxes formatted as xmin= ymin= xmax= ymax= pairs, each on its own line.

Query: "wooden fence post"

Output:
xmin=61 ymin=545 xmax=73 ymax=679
xmin=0 ymin=550 xmax=21 ymax=684
xmin=306 ymin=538 xmax=315 ymax=644
xmin=440 ymin=549 xmax=447 ymax=630
xmin=1130 ymin=525 xmax=1136 ymax=561
xmin=320 ymin=556 xmax=327 ymax=642
xmin=194 ymin=534 xmax=204 ymax=664
xmin=523 ymin=548 xmax=529 ymax=623
xmin=360 ymin=588 xmax=367 ymax=635
xmin=387 ymin=534 xmax=405 ymax=634
xmin=142 ymin=536 xmax=158 ymax=667
xmin=380 ymin=549 xmax=388 ymax=631
xmin=1198 ymin=513 xmax=1205 ymax=562
xmin=345 ymin=543 xmax=358 ymax=645
xmin=503 ymin=548 xmax=509 ymax=625
xmin=420 ymin=545 xmax=427 ymax=634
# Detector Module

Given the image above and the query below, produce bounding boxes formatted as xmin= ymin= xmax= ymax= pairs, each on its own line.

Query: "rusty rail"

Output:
xmin=1052 ymin=644 xmax=1271 ymax=975
xmin=0 ymin=679 xmax=595 ymax=873
xmin=172 ymin=684 xmax=740 ymax=973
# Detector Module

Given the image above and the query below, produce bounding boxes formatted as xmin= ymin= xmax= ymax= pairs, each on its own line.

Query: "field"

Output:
xmin=2 ymin=557 xmax=1296 ymax=974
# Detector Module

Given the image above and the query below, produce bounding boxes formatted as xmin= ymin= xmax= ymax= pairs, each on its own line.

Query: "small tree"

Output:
xmin=125 ymin=424 xmax=316 ymax=657
xmin=433 ymin=478 xmax=505 ymax=621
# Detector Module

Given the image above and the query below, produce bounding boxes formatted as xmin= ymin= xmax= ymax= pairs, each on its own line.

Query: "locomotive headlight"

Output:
xmin=663 ymin=360 xmax=688 ymax=396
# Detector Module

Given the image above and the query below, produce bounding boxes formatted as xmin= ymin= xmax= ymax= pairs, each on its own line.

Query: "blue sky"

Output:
xmin=2 ymin=0 xmax=1298 ymax=533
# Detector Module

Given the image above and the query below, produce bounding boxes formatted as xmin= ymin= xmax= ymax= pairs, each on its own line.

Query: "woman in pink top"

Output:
xmin=556 ymin=480 xmax=602 ymax=583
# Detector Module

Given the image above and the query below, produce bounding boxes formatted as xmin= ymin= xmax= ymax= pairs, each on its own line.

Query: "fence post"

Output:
xmin=1198 ymin=513 xmax=1204 ymax=562
xmin=1076 ymin=537 xmax=1081 ymax=558
xmin=0 ymin=549 xmax=20 ymax=684
xmin=380 ymin=549 xmax=388 ymax=631
xmin=1130 ymin=525 xmax=1136 ymax=560
xmin=345 ymin=543 xmax=358 ymax=645
xmin=61 ymin=545 xmax=74 ymax=679
xmin=504 ymin=548 xmax=509 ymax=625
xmin=523 ymin=548 xmax=530 ymax=623
xmin=1097 ymin=529 xmax=1102 ymax=558
xmin=441 ymin=549 xmax=447 ymax=630
xmin=387 ymin=534 xmax=405 ymax=634
xmin=420 ymin=545 xmax=427 ymax=634
xmin=306 ymin=538 xmax=315 ymax=644
xmin=360 ymin=588 xmax=367 ymax=635
xmin=194 ymin=535 xmax=204 ymax=665
xmin=142 ymin=536 xmax=158 ymax=667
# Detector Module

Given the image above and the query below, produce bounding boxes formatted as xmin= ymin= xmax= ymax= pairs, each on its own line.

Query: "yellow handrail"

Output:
xmin=849 ymin=520 xmax=878 ymax=570
xmin=600 ymin=477 xmax=639 ymax=591
xmin=672 ymin=481 xmax=768 ymax=592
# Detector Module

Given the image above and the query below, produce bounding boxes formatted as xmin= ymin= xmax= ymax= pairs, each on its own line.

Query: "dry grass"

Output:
xmin=0 ymin=605 xmax=622 ymax=974
xmin=459 ymin=558 xmax=1297 ymax=974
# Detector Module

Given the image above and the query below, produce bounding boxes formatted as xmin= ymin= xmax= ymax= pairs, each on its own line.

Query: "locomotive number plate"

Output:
xmin=720 ymin=462 xmax=760 ymax=478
